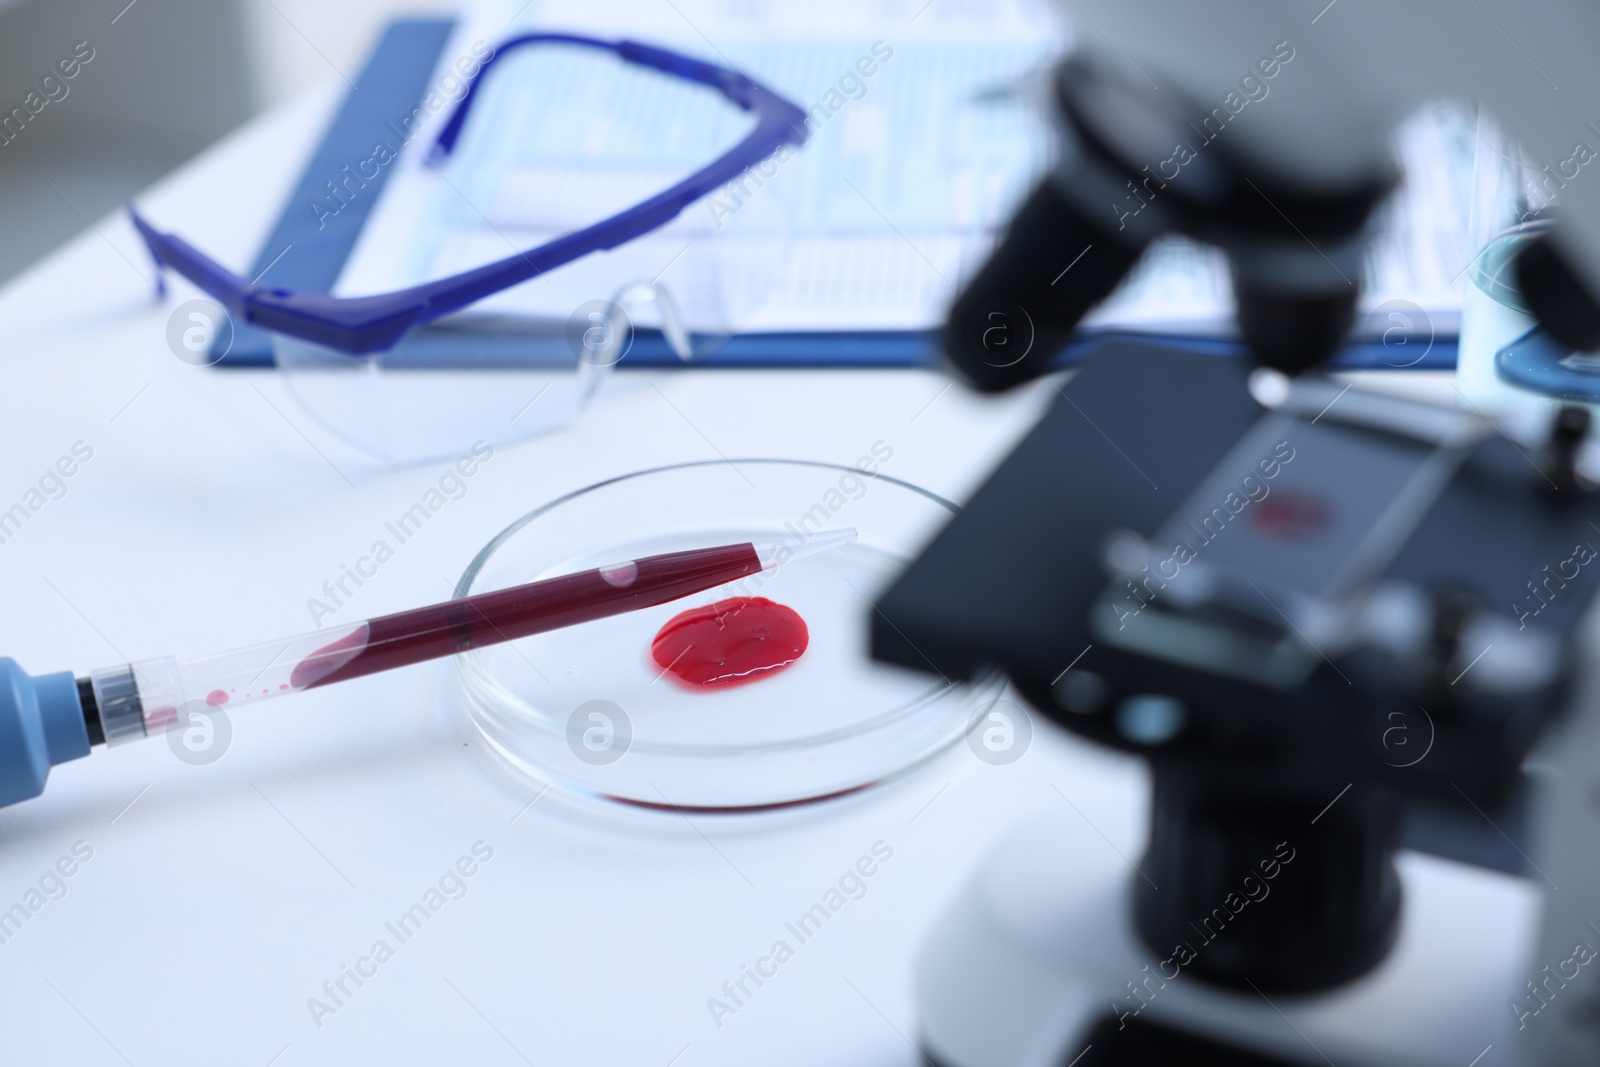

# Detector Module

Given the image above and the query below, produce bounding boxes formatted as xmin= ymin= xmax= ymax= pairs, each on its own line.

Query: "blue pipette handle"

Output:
xmin=0 ymin=659 xmax=91 ymax=808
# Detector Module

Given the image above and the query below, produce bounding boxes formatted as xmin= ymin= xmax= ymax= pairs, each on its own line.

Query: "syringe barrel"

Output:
xmin=88 ymin=622 xmax=368 ymax=744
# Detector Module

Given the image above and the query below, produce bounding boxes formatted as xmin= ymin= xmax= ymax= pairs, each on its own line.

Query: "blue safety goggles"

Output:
xmin=129 ymin=33 xmax=808 ymax=356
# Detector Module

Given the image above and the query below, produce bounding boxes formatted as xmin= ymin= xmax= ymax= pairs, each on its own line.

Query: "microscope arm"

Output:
xmin=945 ymin=1 xmax=1600 ymax=385
xmin=1068 ymin=0 xmax=1600 ymax=348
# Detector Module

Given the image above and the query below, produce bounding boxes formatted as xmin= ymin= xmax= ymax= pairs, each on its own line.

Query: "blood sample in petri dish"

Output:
xmin=651 ymin=596 xmax=809 ymax=689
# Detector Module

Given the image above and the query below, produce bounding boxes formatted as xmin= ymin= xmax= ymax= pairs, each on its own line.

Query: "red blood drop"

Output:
xmin=1252 ymin=493 xmax=1332 ymax=539
xmin=651 ymin=596 xmax=808 ymax=689
xmin=206 ymin=689 xmax=229 ymax=706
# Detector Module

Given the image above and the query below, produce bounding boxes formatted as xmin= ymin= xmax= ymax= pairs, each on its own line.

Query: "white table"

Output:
xmin=0 ymin=78 xmax=1155 ymax=1066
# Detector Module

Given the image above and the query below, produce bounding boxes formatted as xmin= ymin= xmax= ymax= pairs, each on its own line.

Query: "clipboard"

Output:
xmin=217 ymin=18 xmax=1457 ymax=373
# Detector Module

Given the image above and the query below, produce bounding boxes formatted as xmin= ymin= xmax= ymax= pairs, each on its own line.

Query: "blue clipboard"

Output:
xmin=218 ymin=18 xmax=1457 ymax=372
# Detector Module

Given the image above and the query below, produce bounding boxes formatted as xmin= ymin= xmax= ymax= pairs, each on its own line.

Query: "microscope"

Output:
xmin=872 ymin=4 xmax=1600 ymax=1064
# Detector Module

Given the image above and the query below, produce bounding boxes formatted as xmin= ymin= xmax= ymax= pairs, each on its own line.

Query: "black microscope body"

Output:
xmin=870 ymin=51 xmax=1600 ymax=1067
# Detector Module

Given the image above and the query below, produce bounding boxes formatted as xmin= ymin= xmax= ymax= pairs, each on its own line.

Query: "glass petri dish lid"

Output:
xmin=453 ymin=458 xmax=1003 ymax=811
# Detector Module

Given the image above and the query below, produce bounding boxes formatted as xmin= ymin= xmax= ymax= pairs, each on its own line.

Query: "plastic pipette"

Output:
xmin=0 ymin=529 xmax=856 ymax=808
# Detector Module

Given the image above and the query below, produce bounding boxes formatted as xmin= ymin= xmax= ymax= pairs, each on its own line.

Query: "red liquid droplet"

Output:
xmin=206 ymin=689 xmax=229 ymax=706
xmin=651 ymin=597 xmax=808 ymax=689
xmin=1252 ymin=493 xmax=1332 ymax=539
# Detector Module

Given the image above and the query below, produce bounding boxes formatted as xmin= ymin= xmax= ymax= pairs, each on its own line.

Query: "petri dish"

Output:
xmin=452 ymin=459 xmax=1004 ymax=811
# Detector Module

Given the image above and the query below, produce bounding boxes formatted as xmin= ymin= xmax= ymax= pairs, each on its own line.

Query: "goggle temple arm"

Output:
xmin=128 ymin=206 xmax=255 ymax=320
xmin=427 ymin=33 xmax=606 ymax=164
xmin=427 ymin=34 xmax=756 ymax=167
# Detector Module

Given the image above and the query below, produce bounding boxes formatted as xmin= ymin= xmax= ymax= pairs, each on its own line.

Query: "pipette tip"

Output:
xmin=753 ymin=528 xmax=857 ymax=570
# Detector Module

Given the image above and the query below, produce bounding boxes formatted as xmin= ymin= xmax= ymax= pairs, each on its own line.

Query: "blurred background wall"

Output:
xmin=0 ymin=0 xmax=452 ymax=284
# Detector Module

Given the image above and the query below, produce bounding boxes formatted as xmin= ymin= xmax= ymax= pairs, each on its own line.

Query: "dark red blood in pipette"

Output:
xmin=650 ymin=597 xmax=808 ymax=688
xmin=290 ymin=625 xmax=368 ymax=689
xmin=289 ymin=541 xmax=764 ymax=690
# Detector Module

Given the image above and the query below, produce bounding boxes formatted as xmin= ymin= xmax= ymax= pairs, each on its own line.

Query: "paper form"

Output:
xmin=336 ymin=0 xmax=1473 ymax=340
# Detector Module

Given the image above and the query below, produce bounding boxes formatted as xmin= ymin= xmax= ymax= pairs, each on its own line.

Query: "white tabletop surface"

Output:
xmin=0 ymin=77 xmax=1164 ymax=1067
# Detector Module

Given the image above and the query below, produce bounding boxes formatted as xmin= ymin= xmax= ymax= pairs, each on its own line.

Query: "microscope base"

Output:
xmin=916 ymin=808 xmax=1538 ymax=1067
